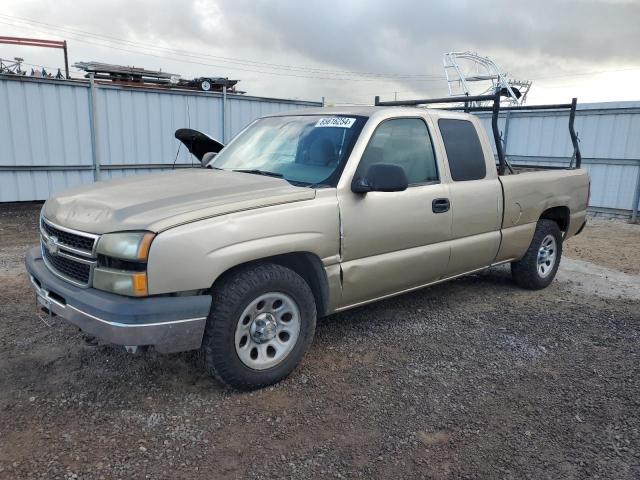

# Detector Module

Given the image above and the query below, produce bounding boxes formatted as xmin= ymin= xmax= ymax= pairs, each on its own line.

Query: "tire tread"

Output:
xmin=201 ymin=263 xmax=316 ymax=390
xmin=511 ymin=219 xmax=563 ymax=290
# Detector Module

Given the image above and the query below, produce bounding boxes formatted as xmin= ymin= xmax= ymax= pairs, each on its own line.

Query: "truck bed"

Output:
xmin=499 ymin=167 xmax=589 ymax=233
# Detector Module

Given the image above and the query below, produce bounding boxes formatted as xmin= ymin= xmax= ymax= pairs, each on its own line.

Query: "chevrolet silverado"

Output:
xmin=26 ymin=93 xmax=590 ymax=390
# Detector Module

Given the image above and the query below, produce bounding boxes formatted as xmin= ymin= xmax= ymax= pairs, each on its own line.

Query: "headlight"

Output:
xmin=93 ymin=268 xmax=148 ymax=297
xmin=96 ymin=232 xmax=155 ymax=261
xmin=94 ymin=231 xmax=154 ymax=297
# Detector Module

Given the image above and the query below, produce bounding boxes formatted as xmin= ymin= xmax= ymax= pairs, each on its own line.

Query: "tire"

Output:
xmin=201 ymin=263 xmax=316 ymax=390
xmin=200 ymin=79 xmax=211 ymax=91
xmin=511 ymin=219 xmax=563 ymax=290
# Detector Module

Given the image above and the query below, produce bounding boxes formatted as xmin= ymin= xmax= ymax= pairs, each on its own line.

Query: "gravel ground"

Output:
xmin=0 ymin=203 xmax=639 ymax=480
xmin=563 ymin=216 xmax=640 ymax=275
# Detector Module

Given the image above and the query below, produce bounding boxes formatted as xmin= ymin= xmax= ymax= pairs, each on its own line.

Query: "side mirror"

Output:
xmin=202 ymin=152 xmax=217 ymax=168
xmin=351 ymin=163 xmax=408 ymax=193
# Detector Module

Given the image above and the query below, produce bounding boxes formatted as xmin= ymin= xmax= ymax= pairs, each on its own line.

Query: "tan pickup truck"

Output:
xmin=26 ymin=93 xmax=590 ymax=390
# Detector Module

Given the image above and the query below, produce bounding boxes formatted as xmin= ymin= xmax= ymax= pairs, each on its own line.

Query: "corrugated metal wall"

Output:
xmin=2 ymin=75 xmax=639 ymax=216
xmin=0 ymin=75 xmax=321 ymax=201
xmin=477 ymin=102 xmax=640 ymax=216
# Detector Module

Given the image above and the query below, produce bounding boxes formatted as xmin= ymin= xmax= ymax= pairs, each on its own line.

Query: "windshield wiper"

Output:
xmin=232 ymin=169 xmax=283 ymax=179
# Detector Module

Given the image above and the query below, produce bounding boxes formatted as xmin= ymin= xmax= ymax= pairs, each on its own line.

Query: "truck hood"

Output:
xmin=43 ymin=169 xmax=316 ymax=234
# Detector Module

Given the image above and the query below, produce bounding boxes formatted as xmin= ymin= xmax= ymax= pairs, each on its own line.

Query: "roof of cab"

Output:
xmin=264 ymin=105 xmax=475 ymax=121
xmin=266 ymin=106 xmax=388 ymax=117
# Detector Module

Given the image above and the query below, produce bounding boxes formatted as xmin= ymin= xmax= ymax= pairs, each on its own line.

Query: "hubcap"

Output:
xmin=537 ymin=234 xmax=557 ymax=278
xmin=234 ymin=292 xmax=301 ymax=370
xmin=250 ymin=313 xmax=278 ymax=343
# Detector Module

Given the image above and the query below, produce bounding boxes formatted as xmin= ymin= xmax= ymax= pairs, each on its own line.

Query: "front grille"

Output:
xmin=40 ymin=217 xmax=99 ymax=287
xmin=42 ymin=246 xmax=91 ymax=284
xmin=41 ymin=219 xmax=96 ymax=253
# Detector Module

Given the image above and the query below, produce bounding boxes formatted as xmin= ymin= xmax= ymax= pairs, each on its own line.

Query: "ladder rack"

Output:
xmin=373 ymin=92 xmax=582 ymax=174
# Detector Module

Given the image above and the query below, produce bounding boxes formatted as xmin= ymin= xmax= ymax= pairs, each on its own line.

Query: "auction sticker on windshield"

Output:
xmin=315 ymin=117 xmax=356 ymax=128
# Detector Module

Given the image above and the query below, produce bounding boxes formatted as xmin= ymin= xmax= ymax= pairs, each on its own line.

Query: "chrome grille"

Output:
xmin=40 ymin=217 xmax=99 ymax=287
xmin=42 ymin=247 xmax=91 ymax=284
xmin=40 ymin=218 xmax=97 ymax=254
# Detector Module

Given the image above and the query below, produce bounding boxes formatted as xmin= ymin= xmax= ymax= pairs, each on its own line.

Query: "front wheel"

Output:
xmin=511 ymin=219 xmax=563 ymax=290
xmin=201 ymin=263 xmax=316 ymax=390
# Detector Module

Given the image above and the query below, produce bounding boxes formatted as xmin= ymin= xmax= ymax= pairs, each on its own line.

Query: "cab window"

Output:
xmin=356 ymin=118 xmax=438 ymax=185
xmin=211 ymin=115 xmax=367 ymax=186
xmin=438 ymin=119 xmax=486 ymax=181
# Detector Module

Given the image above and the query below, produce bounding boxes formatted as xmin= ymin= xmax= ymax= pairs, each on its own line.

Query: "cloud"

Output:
xmin=2 ymin=0 xmax=639 ymax=103
xmin=212 ymin=0 xmax=640 ymax=76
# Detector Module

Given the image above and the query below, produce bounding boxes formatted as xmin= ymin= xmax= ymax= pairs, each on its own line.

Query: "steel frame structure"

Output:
xmin=0 ymin=36 xmax=69 ymax=79
xmin=0 ymin=57 xmax=25 ymax=75
xmin=443 ymin=51 xmax=532 ymax=107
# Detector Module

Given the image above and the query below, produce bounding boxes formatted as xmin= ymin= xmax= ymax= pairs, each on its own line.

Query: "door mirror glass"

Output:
xmin=351 ymin=163 xmax=408 ymax=193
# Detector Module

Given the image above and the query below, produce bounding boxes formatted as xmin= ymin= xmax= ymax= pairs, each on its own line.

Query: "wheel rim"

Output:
xmin=234 ymin=292 xmax=301 ymax=370
xmin=537 ymin=234 xmax=557 ymax=278
xmin=201 ymin=80 xmax=211 ymax=91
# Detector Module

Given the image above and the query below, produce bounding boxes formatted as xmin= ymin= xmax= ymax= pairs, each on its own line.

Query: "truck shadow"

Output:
xmin=319 ymin=265 xmax=517 ymax=331
xmin=3 ymin=266 xmax=525 ymax=398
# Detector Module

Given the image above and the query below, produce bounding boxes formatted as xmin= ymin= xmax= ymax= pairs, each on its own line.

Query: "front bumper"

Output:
xmin=25 ymin=247 xmax=212 ymax=353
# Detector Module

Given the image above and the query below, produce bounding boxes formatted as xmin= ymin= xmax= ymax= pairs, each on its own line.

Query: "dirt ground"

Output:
xmin=563 ymin=216 xmax=640 ymax=275
xmin=0 ymin=203 xmax=639 ymax=480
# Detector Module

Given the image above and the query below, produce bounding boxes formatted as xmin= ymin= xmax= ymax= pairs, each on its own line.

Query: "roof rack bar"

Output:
xmin=491 ymin=93 xmax=507 ymax=176
xmin=447 ymin=103 xmax=573 ymax=112
xmin=374 ymin=93 xmax=497 ymax=107
xmin=374 ymin=92 xmax=582 ymax=172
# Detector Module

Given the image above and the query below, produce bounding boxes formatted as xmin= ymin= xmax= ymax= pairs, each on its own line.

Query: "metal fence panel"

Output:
xmin=3 ymin=75 xmax=639 ymax=216
xmin=0 ymin=75 xmax=321 ymax=201
xmin=94 ymin=87 xmax=224 ymax=167
xmin=226 ymin=96 xmax=301 ymax=138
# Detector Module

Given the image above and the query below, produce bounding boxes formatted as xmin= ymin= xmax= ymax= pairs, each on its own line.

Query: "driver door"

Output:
xmin=337 ymin=117 xmax=452 ymax=307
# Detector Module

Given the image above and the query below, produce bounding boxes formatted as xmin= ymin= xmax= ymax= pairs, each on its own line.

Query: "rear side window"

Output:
xmin=438 ymin=119 xmax=486 ymax=181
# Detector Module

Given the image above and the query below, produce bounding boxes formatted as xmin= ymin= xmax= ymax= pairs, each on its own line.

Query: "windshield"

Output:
xmin=210 ymin=115 xmax=367 ymax=186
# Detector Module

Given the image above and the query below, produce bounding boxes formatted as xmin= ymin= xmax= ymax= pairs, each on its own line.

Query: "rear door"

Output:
xmin=337 ymin=116 xmax=452 ymax=307
xmin=436 ymin=117 xmax=502 ymax=275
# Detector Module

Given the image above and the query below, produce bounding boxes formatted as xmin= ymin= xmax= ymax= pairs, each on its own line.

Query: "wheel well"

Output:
xmin=540 ymin=206 xmax=570 ymax=232
xmin=212 ymin=252 xmax=330 ymax=318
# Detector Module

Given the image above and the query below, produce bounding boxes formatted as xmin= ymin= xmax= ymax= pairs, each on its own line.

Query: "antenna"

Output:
xmin=443 ymin=51 xmax=532 ymax=107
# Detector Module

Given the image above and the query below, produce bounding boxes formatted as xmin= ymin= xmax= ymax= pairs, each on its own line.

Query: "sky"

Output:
xmin=1 ymin=0 xmax=639 ymax=105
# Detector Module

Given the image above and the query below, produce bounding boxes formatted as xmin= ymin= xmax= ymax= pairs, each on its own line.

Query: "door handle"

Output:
xmin=432 ymin=198 xmax=450 ymax=213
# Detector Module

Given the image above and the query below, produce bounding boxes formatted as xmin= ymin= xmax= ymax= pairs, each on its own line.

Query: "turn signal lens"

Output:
xmin=137 ymin=233 xmax=155 ymax=260
xmin=131 ymin=272 xmax=148 ymax=296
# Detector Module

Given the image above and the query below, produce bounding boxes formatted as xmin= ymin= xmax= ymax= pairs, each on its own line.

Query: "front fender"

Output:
xmin=146 ymin=192 xmax=340 ymax=295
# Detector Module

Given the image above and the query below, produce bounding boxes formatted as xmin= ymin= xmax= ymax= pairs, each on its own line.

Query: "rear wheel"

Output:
xmin=201 ymin=263 xmax=316 ymax=390
xmin=511 ymin=219 xmax=563 ymax=290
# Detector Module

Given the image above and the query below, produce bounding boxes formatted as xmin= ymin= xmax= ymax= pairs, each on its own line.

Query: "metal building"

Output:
xmin=0 ymin=75 xmax=321 ymax=202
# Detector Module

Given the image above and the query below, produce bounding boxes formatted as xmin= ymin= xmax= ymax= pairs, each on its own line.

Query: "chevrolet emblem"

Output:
xmin=47 ymin=235 xmax=60 ymax=256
